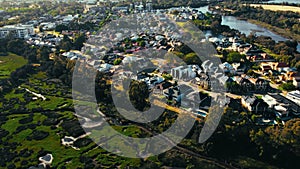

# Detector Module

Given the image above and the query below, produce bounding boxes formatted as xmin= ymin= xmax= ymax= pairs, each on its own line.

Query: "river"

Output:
xmin=267 ymin=0 xmax=300 ymax=4
xmin=221 ymin=16 xmax=300 ymax=52
xmin=195 ymin=5 xmax=300 ymax=52
xmin=221 ymin=16 xmax=288 ymax=42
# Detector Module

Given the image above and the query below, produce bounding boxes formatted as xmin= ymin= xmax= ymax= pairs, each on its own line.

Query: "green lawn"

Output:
xmin=1 ymin=114 xmax=26 ymax=134
xmin=0 ymin=112 xmax=145 ymax=168
xmin=1 ymin=112 xmax=87 ymax=168
xmin=26 ymin=96 xmax=73 ymax=110
xmin=0 ymin=53 xmax=27 ymax=79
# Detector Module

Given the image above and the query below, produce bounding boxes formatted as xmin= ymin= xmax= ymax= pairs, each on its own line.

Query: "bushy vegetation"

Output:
xmin=279 ymin=82 xmax=296 ymax=91
xmin=226 ymin=51 xmax=246 ymax=63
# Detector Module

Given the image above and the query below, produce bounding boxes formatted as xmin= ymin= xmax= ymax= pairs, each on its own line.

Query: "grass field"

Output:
xmin=249 ymin=4 xmax=300 ymax=13
xmin=0 ymin=53 xmax=27 ymax=79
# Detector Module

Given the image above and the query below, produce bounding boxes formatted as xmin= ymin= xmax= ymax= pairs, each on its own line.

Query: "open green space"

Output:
xmin=0 ymin=53 xmax=27 ymax=79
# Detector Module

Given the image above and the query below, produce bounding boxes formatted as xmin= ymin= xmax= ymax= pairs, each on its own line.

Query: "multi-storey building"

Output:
xmin=0 ymin=24 xmax=34 ymax=39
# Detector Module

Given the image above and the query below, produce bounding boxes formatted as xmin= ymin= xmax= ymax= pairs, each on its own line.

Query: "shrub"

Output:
xmin=19 ymin=116 xmax=33 ymax=124
xmin=279 ymin=82 xmax=296 ymax=91
xmin=30 ymin=130 xmax=49 ymax=140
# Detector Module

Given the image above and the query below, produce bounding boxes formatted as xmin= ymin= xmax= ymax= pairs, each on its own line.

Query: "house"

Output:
xmin=62 ymin=51 xmax=84 ymax=59
xmin=282 ymin=71 xmax=300 ymax=81
xmin=248 ymin=78 xmax=269 ymax=92
xmin=232 ymin=63 xmax=247 ymax=75
xmin=269 ymin=93 xmax=300 ymax=117
xmin=279 ymin=71 xmax=297 ymax=81
xmin=237 ymin=44 xmax=251 ymax=53
xmin=163 ymin=86 xmax=182 ymax=106
xmin=245 ymin=47 xmax=272 ymax=62
xmin=291 ymin=72 xmax=300 ymax=88
xmin=241 ymin=95 xmax=268 ymax=114
xmin=286 ymin=90 xmax=300 ymax=106
xmin=233 ymin=75 xmax=253 ymax=91
xmin=273 ymin=62 xmax=289 ymax=72
xmin=146 ymin=2 xmax=153 ymax=12
xmin=184 ymin=91 xmax=202 ymax=109
xmin=154 ymin=81 xmax=173 ymax=94
xmin=262 ymin=94 xmax=289 ymax=117
xmin=219 ymin=75 xmax=233 ymax=86
xmin=202 ymin=60 xmax=220 ymax=74
xmin=122 ymin=56 xmax=138 ymax=64
xmin=293 ymin=77 xmax=300 ymax=88
xmin=268 ymin=69 xmax=280 ymax=76
xmin=220 ymin=62 xmax=235 ymax=74
xmin=244 ymin=47 xmax=265 ymax=56
xmin=171 ymin=65 xmax=197 ymax=81
xmin=195 ymin=72 xmax=210 ymax=89
xmin=62 ymin=15 xmax=75 ymax=23
xmin=112 ymin=6 xmax=129 ymax=13
xmin=260 ymin=63 xmax=272 ymax=72
xmin=97 ymin=63 xmax=113 ymax=73
xmin=143 ymin=76 xmax=165 ymax=90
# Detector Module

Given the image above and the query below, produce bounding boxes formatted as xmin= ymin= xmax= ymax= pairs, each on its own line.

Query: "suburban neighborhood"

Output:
xmin=0 ymin=0 xmax=299 ymax=169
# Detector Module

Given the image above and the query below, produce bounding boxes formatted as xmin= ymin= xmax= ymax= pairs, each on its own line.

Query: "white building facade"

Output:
xmin=0 ymin=24 xmax=34 ymax=39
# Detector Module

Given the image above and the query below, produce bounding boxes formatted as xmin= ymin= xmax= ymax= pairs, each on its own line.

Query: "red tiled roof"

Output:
xmin=277 ymin=62 xmax=289 ymax=68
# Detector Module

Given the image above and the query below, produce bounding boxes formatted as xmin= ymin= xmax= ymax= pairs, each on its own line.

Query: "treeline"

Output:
xmin=0 ymin=34 xmax=86 ymax=63
xmin=0 ymin=36 xmax=86 ymax=86
xmin=0 ymin=2 xmax=84 ymax=27
xmin=54 ymin=22 xmax=96 ymax=32
xmin=221 ymin=0 xmax=300 ymax=6
xmin=151 ymin=0 xmax=209 ymax=9
xmin=206 ymin=107 xmax=300 ymax=169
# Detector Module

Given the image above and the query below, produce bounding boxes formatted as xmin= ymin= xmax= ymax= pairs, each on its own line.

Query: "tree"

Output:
xmin=295 ymin=61 xmax=300 ymax=71
xmin=170 ymin=10 xmax=179 ymax=15
xmin=249 ymin=118 xmax=300 ymax=167
xmin=249 ymin=128 xmax=269 ymax=156
xmin=73 ymin=33 xmax=86 ymax=50
xmin=226 ymin=51 xmax=245 ymax=63
xmin=183 ymin=52 xmax=201 ymax=65
xmin=225 ymin=81 xmax=240 ymax=93
xmin=60 ymin=35 xmax=72 ymax=51
xmin=129 ymin=80 xmax=150 ymax=111
xmin=162 ymin=74 xmax=173 ymax=81
xmin=55 ymin=24 xmax=68 ymax=32
xmin=113 ymin=58 xmax=122 ymax=65
xmin=39 ymin=26 xmax=43 ymax=32
xmin=279 ymin=82 xmax=296 ymax=91
xmin=37 ymin=46 xmax=50 ymax=62
xmin=7 ymin=39 xmax=27 ymax=55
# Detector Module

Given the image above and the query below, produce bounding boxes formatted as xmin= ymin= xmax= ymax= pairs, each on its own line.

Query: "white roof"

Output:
xmin=262 ymin=95 xmax=278 ymax=107
xmin=274 ymin=105 xmax=287 ymax=112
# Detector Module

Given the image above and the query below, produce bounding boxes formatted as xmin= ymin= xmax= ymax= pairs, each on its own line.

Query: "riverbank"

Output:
xmin=249 ymin=4 xmax=300 ymax=13
xmin=247 ymin=19 xmax=300 ymax=43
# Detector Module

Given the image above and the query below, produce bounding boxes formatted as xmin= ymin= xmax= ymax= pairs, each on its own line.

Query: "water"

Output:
xmin=221 ymin=16 xmax=288 ymax=42
xmin=221 ymin=15 xmax=300 ymax=52
xmin=267 ymin=0 xmax=300 ymax=4
xmin=195 ymin=5 xmax=210 ymax=14
xmin=179 ymin=5 xmax=300 ymax=52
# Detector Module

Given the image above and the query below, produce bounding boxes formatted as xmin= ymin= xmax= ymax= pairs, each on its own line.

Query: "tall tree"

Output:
xmin=129 ymin=80 xmax=150 ymax=111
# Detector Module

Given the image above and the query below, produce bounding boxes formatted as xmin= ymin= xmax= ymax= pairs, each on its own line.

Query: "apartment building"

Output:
xmin=0 ymin=24 xmax=34 ymax=39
